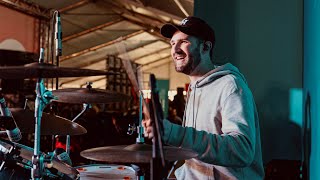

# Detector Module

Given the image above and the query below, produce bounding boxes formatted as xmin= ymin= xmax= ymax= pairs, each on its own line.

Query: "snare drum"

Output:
xmin=76 ymin=164 xmax=137 ymax=180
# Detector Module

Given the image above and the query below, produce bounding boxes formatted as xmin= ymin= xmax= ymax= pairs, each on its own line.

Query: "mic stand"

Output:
xmin=32 ymin=48 xmax=56 ymax=180
xmin=66 ymin=82 xmax=92 ymax=153
xmin=65 ymin=103 xmax=91 ymax=154
xmin=54 ymin=10 xmax=62 ymax=90
xmin=134 ymin=92 xmax=145 ymax=180
xmin=52 ymin=10 xmax=62 ymax=152
xmin=137 ymin=91 xmax=145 ymax=144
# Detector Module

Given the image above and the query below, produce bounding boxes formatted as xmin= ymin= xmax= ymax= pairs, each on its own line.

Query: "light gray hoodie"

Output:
xmin=163 ymin=63 xmax=264 ymax=179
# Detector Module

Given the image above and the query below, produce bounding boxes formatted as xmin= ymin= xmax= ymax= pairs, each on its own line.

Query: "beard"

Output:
xmin=174 ymin=47 xmax=201 ymax=75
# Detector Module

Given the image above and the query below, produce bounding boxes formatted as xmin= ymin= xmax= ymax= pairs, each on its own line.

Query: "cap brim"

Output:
xmin=160 ymin=24 xmax=179 ymax=38
xmin=161 ymin=24 xmax=193 ymax=39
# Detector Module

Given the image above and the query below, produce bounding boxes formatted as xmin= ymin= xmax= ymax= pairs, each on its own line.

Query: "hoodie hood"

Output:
xmin=195 ymin=63 xmax=247 ymax=88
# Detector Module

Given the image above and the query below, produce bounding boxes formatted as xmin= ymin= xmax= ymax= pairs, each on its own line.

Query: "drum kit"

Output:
xmin=0 ymin=49 xmax=197 ymax=179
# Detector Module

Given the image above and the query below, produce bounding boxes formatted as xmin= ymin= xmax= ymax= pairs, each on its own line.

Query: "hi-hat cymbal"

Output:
xmin=52 ymin=88 xmax=130 ymax=104
xmin=10 ymin=108 xmax=87 ymax=135
xmin=0 ymin=139 xmax=79 ymax=179
xmin=80 ymin=144 xmax=198 ymax=163
xmin=0 ymin=62 xmax=115 ymax=79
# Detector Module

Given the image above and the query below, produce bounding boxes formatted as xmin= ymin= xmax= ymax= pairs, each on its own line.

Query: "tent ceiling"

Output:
xmin=24 ymin=0 xmax=193 ymax=89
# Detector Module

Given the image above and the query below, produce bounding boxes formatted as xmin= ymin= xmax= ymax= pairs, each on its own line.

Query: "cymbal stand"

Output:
xmin=32 ymin=48 xmax=56 ymax=180
xmin=126 ymin=92 xmax=147 ymax=180
xmin=127 ymin=92 xmax=145 ymax=144
xmin=65 ymin=103 xmax=91 ymax=154
xmin=137 ymin=91 xmax=145 ymax=143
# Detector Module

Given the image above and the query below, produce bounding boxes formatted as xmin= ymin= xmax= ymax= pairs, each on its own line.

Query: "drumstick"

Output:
xmin=115 ymin=37 xmax=150 ymax=117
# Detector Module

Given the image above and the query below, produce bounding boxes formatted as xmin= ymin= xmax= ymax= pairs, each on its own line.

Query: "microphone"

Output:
xmin=39 ymin=47 xmax=44 ymax=63
xmin=55 ymin=11 xmax=62 ymax=56
xmin=0 ymin=97 xmax=22 ymax=142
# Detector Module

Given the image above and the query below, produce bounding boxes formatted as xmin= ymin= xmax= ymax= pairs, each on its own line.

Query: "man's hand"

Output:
xmin=142 ymin=103 xmax=154 ymax=139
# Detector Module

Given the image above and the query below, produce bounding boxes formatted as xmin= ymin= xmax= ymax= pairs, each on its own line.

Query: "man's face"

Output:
xmin=170 ymin=31 xmax=202 ymax=75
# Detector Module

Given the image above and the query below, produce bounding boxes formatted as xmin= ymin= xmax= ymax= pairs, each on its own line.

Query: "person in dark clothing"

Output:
xmin=172 ymin=87 xmax=186 ymax=120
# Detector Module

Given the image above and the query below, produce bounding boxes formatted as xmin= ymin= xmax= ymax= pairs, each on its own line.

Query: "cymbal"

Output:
xmin=0 ymin=49 xmax=37 ymax=65
xmin=52 ymin=88 xmax=130 ymax=104
xmin=10 ymin=108 xmax=87 ymax=135
xmin=80 ymin=143 xmax=198 ymax=163
xmin=0 ymin=62 xmax=114 ymax=79
xmin=0 ymin=139 xmax=79 ymax=179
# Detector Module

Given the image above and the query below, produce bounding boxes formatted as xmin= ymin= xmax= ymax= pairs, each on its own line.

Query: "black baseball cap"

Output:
xmin=160 ymin=16 xmax=215 ymax=46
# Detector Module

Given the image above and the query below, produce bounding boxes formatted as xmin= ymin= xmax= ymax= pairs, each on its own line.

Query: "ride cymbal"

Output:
xmin=10 ymin=108 xmax=87 ymax=135
xmin=52 ymin=88 xmax=130 ymax=104
xmin=80 ymin=143 xmax=198 ymax=163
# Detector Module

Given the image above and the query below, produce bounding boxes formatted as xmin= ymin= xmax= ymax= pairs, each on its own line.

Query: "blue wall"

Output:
xmin=304 ymin=0 xmax=320 ymax=179
xmin=194 ymin=0 xmax=303 ymax=166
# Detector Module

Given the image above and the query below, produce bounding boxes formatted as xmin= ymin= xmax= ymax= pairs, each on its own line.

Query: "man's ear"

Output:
xmin=203 ymin=41 xmax=212 ymax=52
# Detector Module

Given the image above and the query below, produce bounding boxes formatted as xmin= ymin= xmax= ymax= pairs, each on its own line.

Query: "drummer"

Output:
xmin=142 ymin=16 xmax=264 ymax=179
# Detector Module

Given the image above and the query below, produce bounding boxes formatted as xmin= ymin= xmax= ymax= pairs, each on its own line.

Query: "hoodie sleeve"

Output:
xmin=162 ymin=85 xmax=256 ymax=167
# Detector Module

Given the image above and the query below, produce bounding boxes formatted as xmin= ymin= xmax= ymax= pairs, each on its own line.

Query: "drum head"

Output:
xmin=76 ymin=164 xmax=137 ymax=180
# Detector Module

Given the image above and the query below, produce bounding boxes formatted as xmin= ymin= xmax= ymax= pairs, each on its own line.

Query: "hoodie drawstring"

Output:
xmin=182 ymin=83 xmax=192 ymax=127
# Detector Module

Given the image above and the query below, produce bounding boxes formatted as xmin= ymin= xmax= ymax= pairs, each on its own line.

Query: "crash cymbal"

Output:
xmin=0 ymin=62 xmax=114 ymax=79
xmin=10 ymin=108 xmax=87 ymax=135
xmin=0 ymin=49 xmax=37 ymax=65
xmin=80 ymin=143 xmax=198 ymax=163
xmin=52 ymin=88 xmax=130 ymax=104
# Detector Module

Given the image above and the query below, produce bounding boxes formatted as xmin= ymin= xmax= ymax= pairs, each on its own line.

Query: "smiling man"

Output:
xmin=143 ymin=16 xmax=264 ymax=180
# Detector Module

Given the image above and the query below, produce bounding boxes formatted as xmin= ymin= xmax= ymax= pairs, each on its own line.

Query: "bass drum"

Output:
xmin=76 ymin=164 xmax=137 ymax=180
